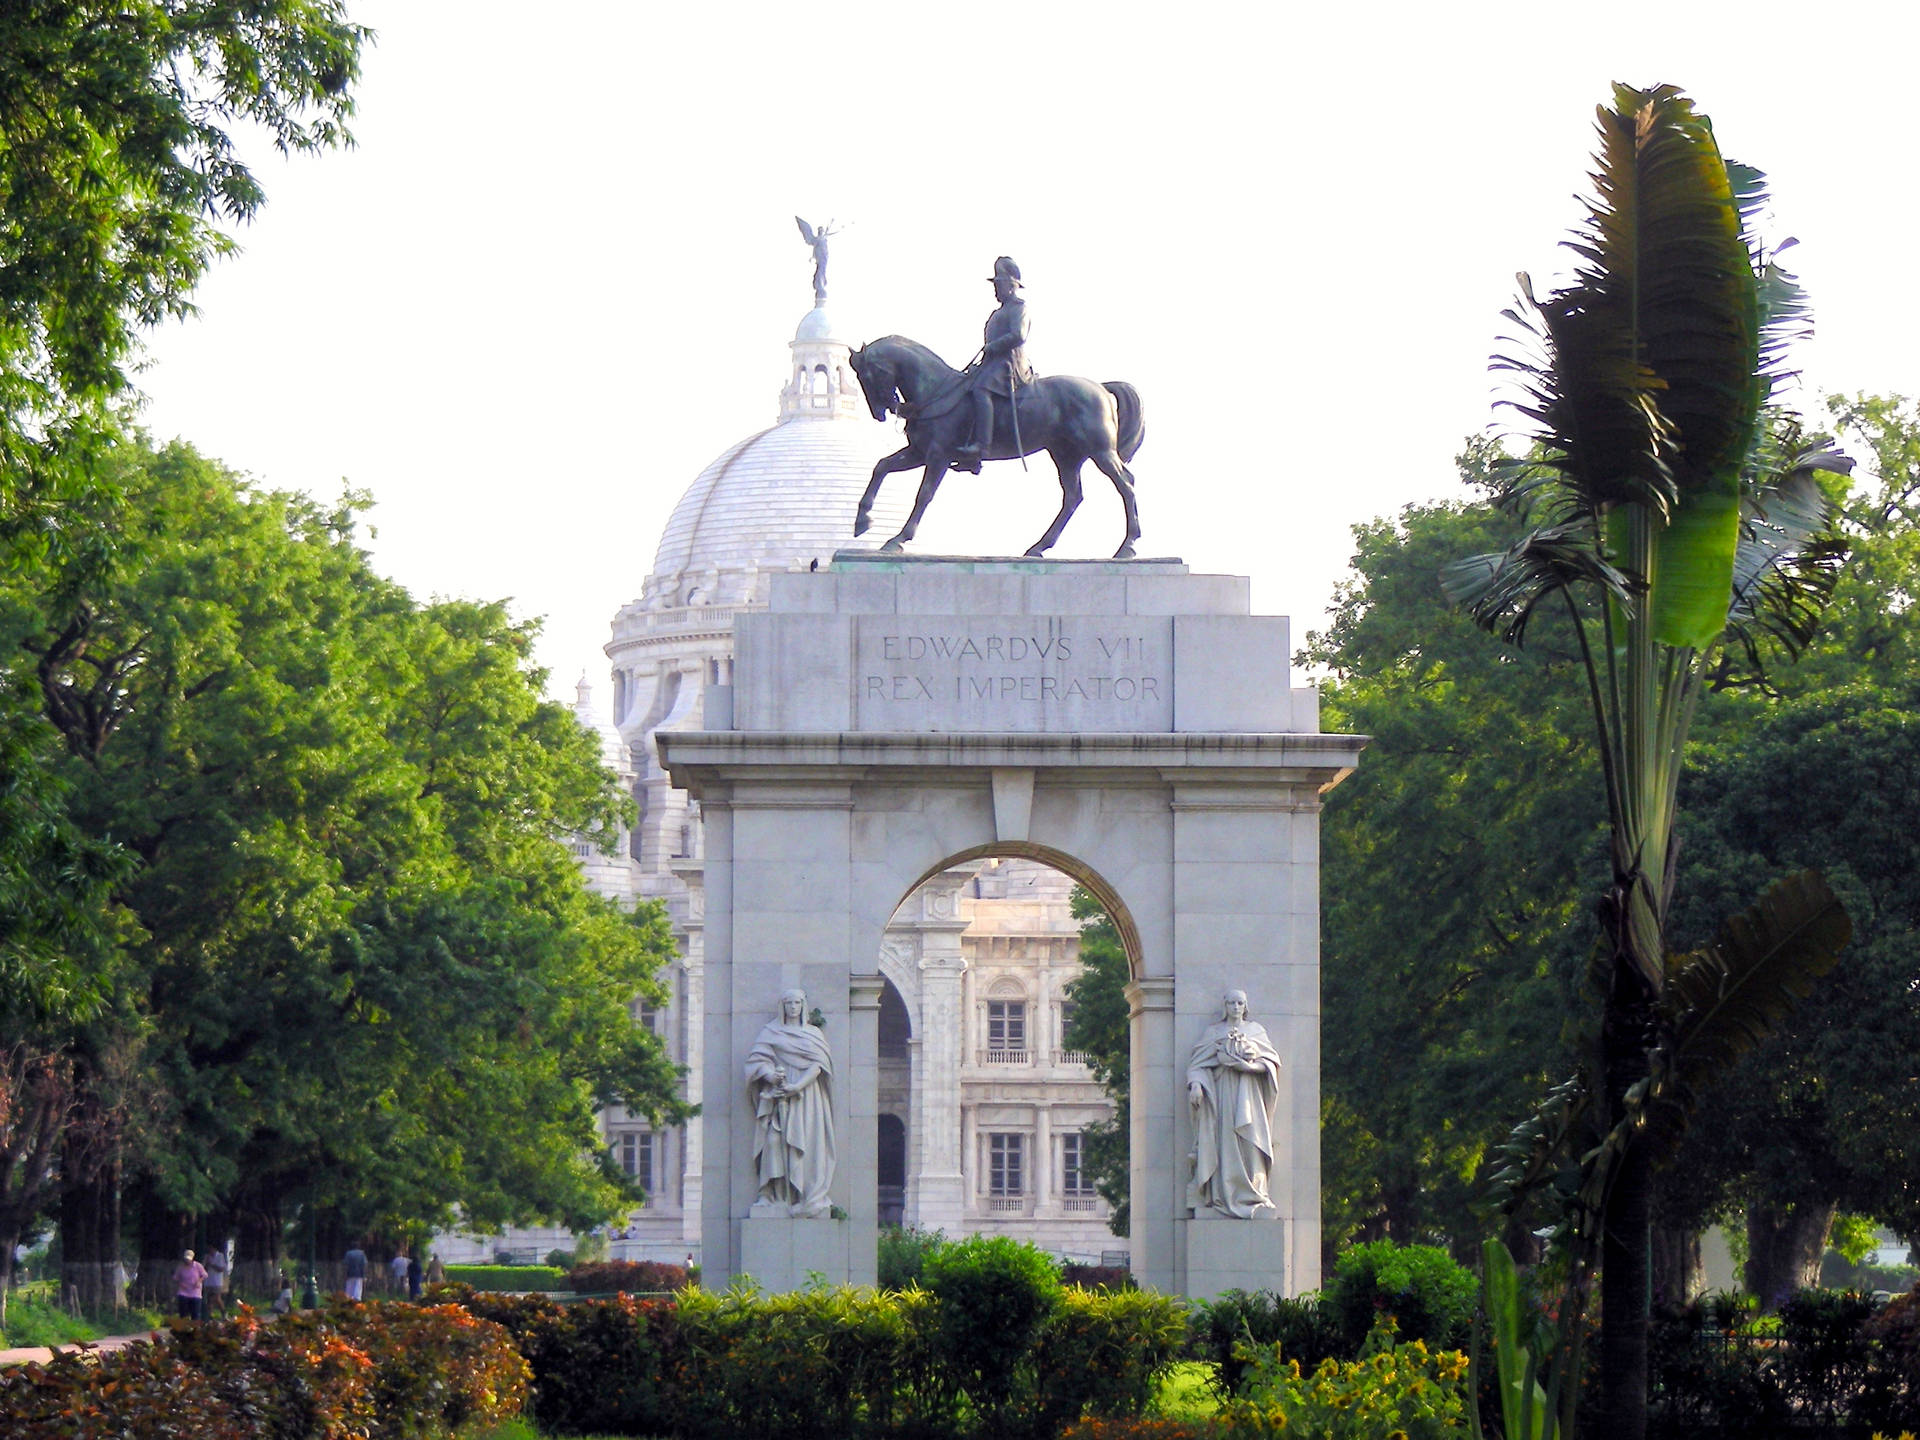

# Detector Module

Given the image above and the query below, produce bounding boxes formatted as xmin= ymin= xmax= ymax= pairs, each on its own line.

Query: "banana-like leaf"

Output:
xmin=1723 ymin=420 xmax=1852 ymax=669
xmin=1634 ymin=870 xmax=1851 ymax=1157
xmin=1480 ymin=1071 xmax=1593 ymax=1221
xmin=1588 ymin=87 xmax=1760 ymax=649
xmin=1444 ymin=528 xmax=1636 ymax=646
xmin=1487 ymin=88 xmax=1766 ymax=650
xmin=1484 ymin=1239 xmax=1559 ymax=1440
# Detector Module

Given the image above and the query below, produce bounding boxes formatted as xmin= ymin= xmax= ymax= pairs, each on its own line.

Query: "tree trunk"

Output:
xmin=1596 ymin=981 xmax=1656 ymax=1440
xmin=1745 ymin=1201 xmax=1835 ymax=1308
xmin=1380 ymin=1167 xmax=1421 ymax=1245
xmin=59 ymin=1154 xmax=120 ymax=1312
xmin=1651 ymin=1225 xmax=1704 ymax=1309
xmin=0 ymin=1227 xmax=16 ymax=1332
xmin=234 ymin=1197 xmax=284 ymax=1300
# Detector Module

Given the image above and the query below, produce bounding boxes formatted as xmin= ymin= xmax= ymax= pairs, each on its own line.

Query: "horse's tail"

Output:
xmin=1105 ymin=381 xmax=1146 ymax=462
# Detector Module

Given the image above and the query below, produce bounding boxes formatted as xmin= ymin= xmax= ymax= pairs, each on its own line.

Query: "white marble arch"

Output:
xmin=657 ymin=557 xmax=1364 ymax=1298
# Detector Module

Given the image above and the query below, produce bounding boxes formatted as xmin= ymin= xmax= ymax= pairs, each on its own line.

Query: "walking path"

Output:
xmin=0 ymin=1329 xmax=162 ymax=1367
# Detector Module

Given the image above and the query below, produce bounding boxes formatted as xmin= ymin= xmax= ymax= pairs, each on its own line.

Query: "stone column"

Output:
xmin=1033 ymin=1105 xmax=1052 ymax=1213
xmin=849 ymin=972 xmax=883 ymax=1285
xmin=673 ymin=869 xmax=706 ymax=1249
xmin=910 ymin=873 xmax=969 ymax=1231
xmin=1125 ymin=975 xmax=1176 ymax=1292
xmin=697 ymin=797 xmax=736 ymax=1278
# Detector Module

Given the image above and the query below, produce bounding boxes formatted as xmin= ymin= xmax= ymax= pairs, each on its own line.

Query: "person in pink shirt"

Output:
xmin=174 ymin=1249 xmax=208 ymax=1321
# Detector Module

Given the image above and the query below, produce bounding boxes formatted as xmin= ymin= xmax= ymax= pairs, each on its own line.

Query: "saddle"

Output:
xmin=902 ymin=377 xmax=1029 ymax=427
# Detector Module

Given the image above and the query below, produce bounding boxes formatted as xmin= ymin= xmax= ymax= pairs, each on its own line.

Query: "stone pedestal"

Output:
xmin=739 ymin=1216 xmax=850 ymax=1291
xmin=1182 ymin=1214 xmax=1289 ymax=1299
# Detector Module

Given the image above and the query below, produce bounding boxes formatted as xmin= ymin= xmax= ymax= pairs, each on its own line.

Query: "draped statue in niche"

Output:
xmin=745 ymin=989 xmax=836 ymax=1217
xmin=1186 ymin=989 xmax=1283 ymax=1219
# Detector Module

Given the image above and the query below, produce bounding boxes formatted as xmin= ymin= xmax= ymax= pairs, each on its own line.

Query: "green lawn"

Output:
xmin=1152 ymin=1360 xmax=1220 ymax=1419
xmin=0 ymin=1284 xmax=163 ymax=1352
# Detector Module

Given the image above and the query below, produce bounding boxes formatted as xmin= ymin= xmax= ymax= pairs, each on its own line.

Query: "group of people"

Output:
xmin=170 ymin=1242 xmax=445 ymax=1320
xmin=340 ymin=1244 xmax=442 ymax=1301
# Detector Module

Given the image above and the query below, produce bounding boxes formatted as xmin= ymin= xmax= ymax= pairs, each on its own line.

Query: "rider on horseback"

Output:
xmin=953 ymin=256 xmax=1035 ymax=474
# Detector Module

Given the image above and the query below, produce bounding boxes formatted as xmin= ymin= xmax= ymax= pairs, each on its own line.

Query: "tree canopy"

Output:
xmin=0 ymin=436 xmax=683 ymax=1279
xmin=0 ymin=1 xmax=365 ymax=543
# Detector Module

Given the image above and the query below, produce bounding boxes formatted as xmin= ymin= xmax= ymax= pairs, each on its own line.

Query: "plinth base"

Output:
xmin=738 ymin=1216 xmax=849 ymax=1292
xmin=1181 ymin=1213 xmax=1288 ymax=1299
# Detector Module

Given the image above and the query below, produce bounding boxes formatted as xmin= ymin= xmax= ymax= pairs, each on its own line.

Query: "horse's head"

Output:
xmin=848 ymin=343 xmax=897 ymax=422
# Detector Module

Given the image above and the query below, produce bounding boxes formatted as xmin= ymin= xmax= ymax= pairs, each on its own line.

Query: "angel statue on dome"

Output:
xmin=795 ymin=217 xmax=841 ymax=306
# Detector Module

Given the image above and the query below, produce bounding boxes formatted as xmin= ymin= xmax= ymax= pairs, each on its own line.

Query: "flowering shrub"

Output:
xmin=0 ymin=1301 xmax=526 ymax=1440
xmin=565 ymin=1259 xmax=690 ymax=1293
xmin=0 ymin=1343 xmax=252 ymax=1440
xmin=1191 ymin=1289 xmax=1341 ymax=1396
xmin=171 ymin=1307 xmax=378 ymax=1440
xmin=334 ymin=1302 xmax=530 ymax=1435
xmin=1216 ymin=1325 xmax=1471 ymax=1439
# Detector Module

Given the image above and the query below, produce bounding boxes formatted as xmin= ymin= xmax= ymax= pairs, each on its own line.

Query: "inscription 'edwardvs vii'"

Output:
xmin=852 ymin=616 xmax=1173 ymax=733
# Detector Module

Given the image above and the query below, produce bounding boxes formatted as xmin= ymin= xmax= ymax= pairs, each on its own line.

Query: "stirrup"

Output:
xmin=953 ymin=445 xmax=983 ymax=474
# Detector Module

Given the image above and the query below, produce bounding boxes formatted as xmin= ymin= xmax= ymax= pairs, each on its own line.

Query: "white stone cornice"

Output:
xmin=659 ymin=731 xmax=1367 ymax=798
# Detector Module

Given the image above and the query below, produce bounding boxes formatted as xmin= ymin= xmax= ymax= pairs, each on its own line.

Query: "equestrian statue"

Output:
xmin=850 ymin=257 xmax=1146 ymax=558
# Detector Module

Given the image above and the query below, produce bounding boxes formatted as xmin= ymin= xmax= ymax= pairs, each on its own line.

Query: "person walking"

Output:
xmin=203 ymin=1243 xmax=231 ymax=1317
xmin=425 ymin=1253 xmax=446 ymax=1289
xmin=406 ymin=1252 xmax=422 ymax=1301
xmin=173 ymin=1249 xmax=208 ymax=1321
xmin=388 ymin=1247 xmax=409 ymax=1295
xmin=342 ymin=1244 xmax=368 ymax=1301
xmin=271 ymin=1270 xmax=293 ymax=1316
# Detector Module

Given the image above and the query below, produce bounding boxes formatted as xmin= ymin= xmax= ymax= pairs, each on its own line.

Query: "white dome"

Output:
xmin=648 ymin=416 xmax=907 ymax=603
xmin=794 ymin=305 xmax=836 ymax=342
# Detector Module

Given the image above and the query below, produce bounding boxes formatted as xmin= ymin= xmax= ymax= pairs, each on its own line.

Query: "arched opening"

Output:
xmin=877 ymin=1114 xmax=906 ymax=1226
xmin=877 ymin=978 xmax=911 ymax=1227
xmin=879 ymin=852 xmax=1131 ymax=1263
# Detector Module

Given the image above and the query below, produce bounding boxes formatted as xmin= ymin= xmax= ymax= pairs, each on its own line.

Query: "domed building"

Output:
xmin=441 ymin=286 xmax=1119 ymax=1268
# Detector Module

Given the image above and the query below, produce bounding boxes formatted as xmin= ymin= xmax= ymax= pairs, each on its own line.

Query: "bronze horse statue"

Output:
xmin=848 ymin=336 xmax=1145 ymax=558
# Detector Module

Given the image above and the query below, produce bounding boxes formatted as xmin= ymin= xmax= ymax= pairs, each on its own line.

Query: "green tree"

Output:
xmin=1 ymin=436 xmax=684 ymax=1294
xmin=1062 ymin=887 xmax=1130 ymax=1236
xmin=1306 ymin=459 xmax=1602 ymax=1259
xmin=1450 ymin=85 xmax=1853 ymax=1436
xmin=1663 ymin=686 xmax=1920 ymax=1302
xmin=0 ymin=1 xmax=364 ymax=546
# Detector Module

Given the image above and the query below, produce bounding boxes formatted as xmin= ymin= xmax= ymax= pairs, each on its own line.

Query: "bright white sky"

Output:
xmin=136 ymin=1 xmax=1920 ymax=697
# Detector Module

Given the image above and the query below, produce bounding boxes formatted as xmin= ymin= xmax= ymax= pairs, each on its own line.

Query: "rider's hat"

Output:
xmin=988 ymin=256 xmax=1024 ymax=288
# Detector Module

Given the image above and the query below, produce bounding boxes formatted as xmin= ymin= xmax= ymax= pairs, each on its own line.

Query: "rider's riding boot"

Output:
xmin=954 ymin=391 xmax=992 ymax=473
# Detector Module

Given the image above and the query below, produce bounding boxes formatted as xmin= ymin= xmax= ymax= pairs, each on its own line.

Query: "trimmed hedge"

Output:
xmin=565 ymin=1259 xmax=690 ymax=1293
xmin=0 ymin=1300 xmax=528 ymax=1440
xmin=442 ymin=1263 xmax=566 ymax=1292
xmin=439 ymin=1272 xmax=1187 ymax=1440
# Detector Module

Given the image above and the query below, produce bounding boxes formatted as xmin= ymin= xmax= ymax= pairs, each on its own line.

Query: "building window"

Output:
xmin=1062 ymin=1133 xmax=1095 ymax=1197
xmin=988 ymin=1133 xmax=1025 ymax=1202
xmin=629 ymin=997 xmax=663 ymax=1035
xmin=987 ymin=1000 xmax=1026 ymax=1052
xmin=615 ymin=1131 xmax=656 ymax=1196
